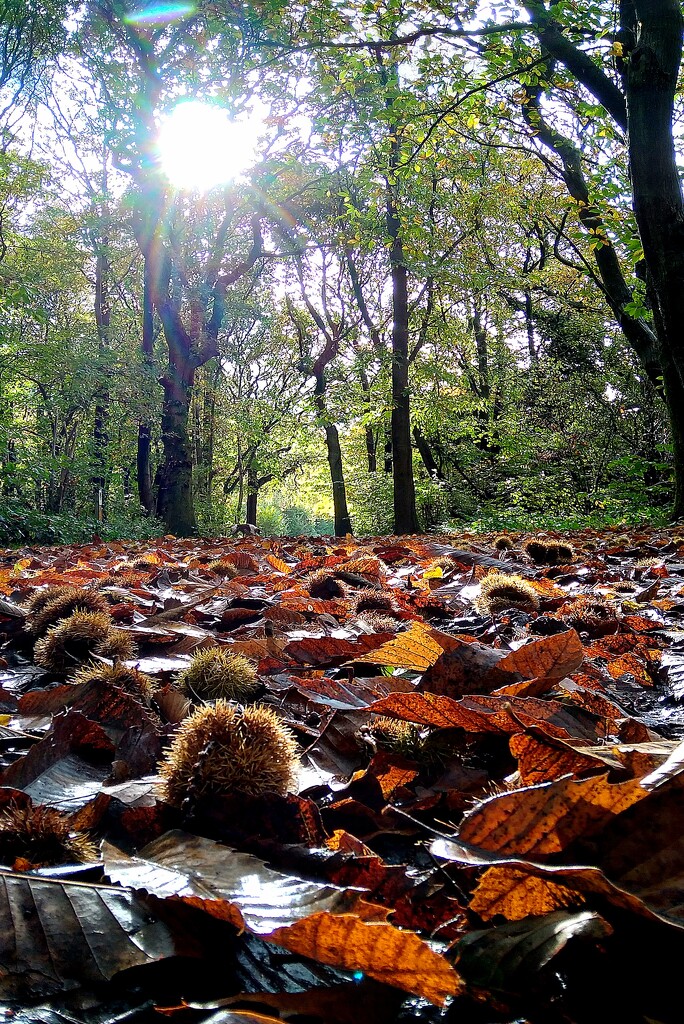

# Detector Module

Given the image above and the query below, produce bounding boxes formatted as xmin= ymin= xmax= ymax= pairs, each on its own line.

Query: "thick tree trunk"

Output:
xmin=324 ymin=423 xmax=352 ymax=535
xmin=625 ymin=0 xmax=684 ymax=515
xmin=387 ymin=214 xmax=418 ymax=533
xmin=155 ymin=349 xmax=197 ymax=536
xmin=137 ymin=262 xmax=155 ymax=514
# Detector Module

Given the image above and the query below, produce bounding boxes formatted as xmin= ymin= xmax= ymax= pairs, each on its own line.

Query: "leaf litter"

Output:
xmin=2 ymin=527 xmax=684 ymax=1020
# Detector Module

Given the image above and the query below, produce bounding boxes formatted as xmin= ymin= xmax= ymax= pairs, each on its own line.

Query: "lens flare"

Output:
xmin=126 ymin=4 xmax=195 ymax=26
xmin=157 ymin=101 xmax=261 ymax=191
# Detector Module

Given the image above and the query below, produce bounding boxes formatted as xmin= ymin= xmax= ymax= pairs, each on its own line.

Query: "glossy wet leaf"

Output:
xmin=0 ymin=871 xmax=196 ymax=999
xmin=103 ymin=829 xmax=357 ymax=932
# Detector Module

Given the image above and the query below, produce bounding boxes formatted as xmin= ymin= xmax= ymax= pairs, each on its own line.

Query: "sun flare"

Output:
xmin=157 ymin=101 xmax=262 ymax=191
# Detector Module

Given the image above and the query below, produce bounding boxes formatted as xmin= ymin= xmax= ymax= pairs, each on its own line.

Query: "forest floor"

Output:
xmin=1 ymin=525 xmax=684 ymax=1023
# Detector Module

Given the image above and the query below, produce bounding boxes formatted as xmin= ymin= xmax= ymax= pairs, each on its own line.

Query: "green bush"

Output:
xmin=280 ymin=505 xmax=314 ymax=536
xmin=347 ymin=470 xmax=394 ymax=536
xmin=0 ymin=499 xmax=165 ymax=547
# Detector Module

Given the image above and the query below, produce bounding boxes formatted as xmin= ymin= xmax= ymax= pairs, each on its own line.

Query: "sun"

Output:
xmin=157 ymin=101 xmax=262 ymax=191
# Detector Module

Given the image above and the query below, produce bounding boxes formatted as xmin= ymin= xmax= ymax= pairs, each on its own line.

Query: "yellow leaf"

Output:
xmin=423 ymin=566 xmax=443 ymax=580
xmin=351 ymin=621 xmax=444 ymax=671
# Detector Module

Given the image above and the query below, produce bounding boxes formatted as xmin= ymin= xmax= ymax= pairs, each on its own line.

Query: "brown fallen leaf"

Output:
xmin=458 ymin=773 xmax=648 ymax=856
xmin=0 ymin=870 xmax=199 ymax=999
xmin=496 ymin=629 xmax=584 ymax=681
xmin=350 ymin=621 xmax=445 ymax=672
xmin=366 ymin=691 xmax=599 ymax=741
xmin=269 ymin=912 xmax=462 ymax=1005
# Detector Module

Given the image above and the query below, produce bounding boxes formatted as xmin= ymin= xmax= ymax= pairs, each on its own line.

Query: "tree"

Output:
xmin=81 ymin=1 xmax=265 ymax=534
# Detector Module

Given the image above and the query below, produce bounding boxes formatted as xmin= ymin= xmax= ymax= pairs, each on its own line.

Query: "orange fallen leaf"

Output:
xmin=458 ymin=773 xmax=648 ymax=856
xmin=351 ymin=621 xmax=444 ymax=671
xmin=270 ymin=912 xmax=462 ymax=1005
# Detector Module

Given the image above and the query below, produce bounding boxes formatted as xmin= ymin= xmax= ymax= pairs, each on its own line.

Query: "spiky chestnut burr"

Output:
xmin=476 ymin=572 xmax=540 ymax=616
xmin=523 ymin=539 xmax=574 ymax=565
xmin=559 ymin=595 xmax=618 ymax=634
xmin=179 ymin=648 xmax=260 ymax=702
xmin=27 ymin=587 xmax=110 ymax=637
xmin=34 ymin=611 xmax=136 ymax=673
xmin=206 ymin=559 xmax=240 ymax=578
xmin=493 ymin=535 xmax=514 ymax=551
xmin=71 ymin=662 xmax=157 ymax=702
xmin=305 ymin=569 xmax=348 ymax=600
xmin=158 ymin=700 xmax=299 ymax=807
xmin=0 ymin=804 xmax=98 ymax=867
xmin=350 ymin=588 xmax=399 ymax=615
xmin=356 ymin=611 xmax=402 ymax=633
xmin=366 ymin=716 xmax=422 ymax=757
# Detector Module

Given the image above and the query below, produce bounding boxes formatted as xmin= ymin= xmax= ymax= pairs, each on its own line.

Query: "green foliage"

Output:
xmin=0 ymin=499 xmax=164 ymax=546
xmin=280 ymin=505 xmax=315 ymax=536
xmin=347 ymin=470 xmax=394 ymax=536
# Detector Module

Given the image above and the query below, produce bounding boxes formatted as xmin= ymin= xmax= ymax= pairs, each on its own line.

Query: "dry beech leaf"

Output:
xmin=496 ymin=629 xmax=584 ymax=681
xmin=470 ymin=866 xmax=587 ymax=920
xmin=607 ymin=652 xmax=653 ymax=686
xmin=269 ymin=912 xmax=462 ymax=1005
xmin=431 ymin=834 xmax=684 ymax=928
xmin=366 ymin=692 xmax=599 ymax=741
xmin=509 ymin=733 xmax=616 ymax=786
xmin=103 ymin=829 xmax=356 ymax=933
xmin=641 ymin=736 xmax=684 ymax=789
xmin=265 ymin=554 xmax=292 ymax=574
xmin=0 ymin=870 xmax=196 ymax=999
xmin=458 ymin=773 xmax=648 ymax=856
xmin=347 ymin=622 xmax=451 ymax=673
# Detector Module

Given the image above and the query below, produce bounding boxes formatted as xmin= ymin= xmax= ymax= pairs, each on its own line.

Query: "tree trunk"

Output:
xmin=388 ymin=239 xmax=419 ymax=534
xmin=357 ymin=366 xmax=377 ymax=472
xmin=324 ymin=422 xmax=352 ymax=535
xmin=137 ymin=261 xmax=155 ymax=513
xmin=155 ymin=345 xmax=197 ymax=536
xmin=413 ymin=426 xmax=445 ymax=481
xmin=246 ymin=462 xmax=258 ymax=526
xmin=92 ymin=245 xmax=110 ymax=519
xmin=624 ymin=0 xmax=684 ymax=515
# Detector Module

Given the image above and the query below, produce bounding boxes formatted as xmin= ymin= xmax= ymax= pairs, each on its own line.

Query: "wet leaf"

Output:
xmin=0 ymin=871 xmax=197 ymax=999
xmin=455 ymin=910 xmax=611 ymax=993
xmin=103 ymin=829 xmax=357 ymax=932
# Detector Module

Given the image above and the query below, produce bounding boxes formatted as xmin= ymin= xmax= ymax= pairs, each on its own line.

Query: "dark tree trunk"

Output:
xmin=388 ymin=237 xmax=418 ymax=534
xmin=324 ymin=423 xmax=352 ymax=535
xmin=523 ymin=0 xmax=684 ymax=515
xmin=384 ymin=429 xmax=393 ymax=474
xmin=623 ymin=0 xmax=684 ymax=515
xmin=92 ymin=227 xmax=110 ymax=520
xmin=413 ymin=425 xmax=445 ymax=481
xmin=524 ymin=289 xmax=536 ymax=364
xmin=246 ymin=462 xmax=258 ymax=526
xmin=137 ymin=260 xmax=155 ymax=514
xmin=380 ymin=55 xmax=418 ymax=534
xmin=312 ymin=364 xmax=351 ymax=535
xmin=357 ymin=366 xmax=377 ymax=472
xmin=155 ymin=340 xmax=197 ymax=536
